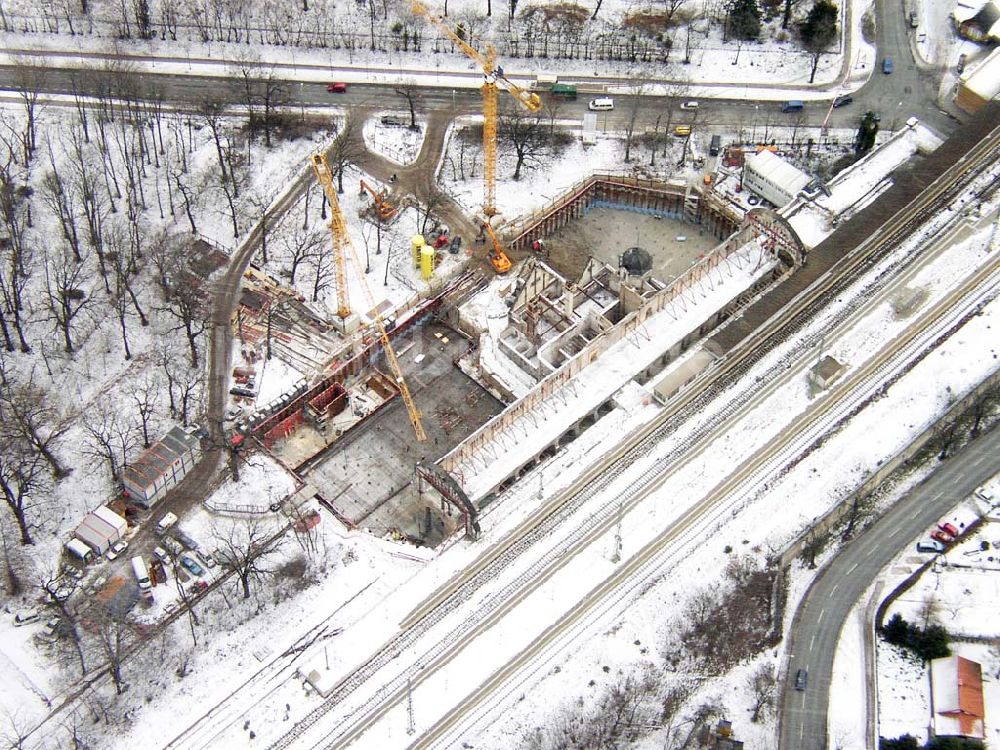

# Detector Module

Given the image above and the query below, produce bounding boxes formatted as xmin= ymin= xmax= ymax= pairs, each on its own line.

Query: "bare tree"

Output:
xmin=498 ymin=103 xmax=556 ymax=180
xmin=278 ymin=224 xmax=325 ymax=287
xmin=0 ymin=446 xmax=48 ymax=545
xmin=91 ymin=605 xmax=131 ymax=694
xmin=393 ymin=81 xmax=423 ymax=129
xmin=622 ymin=79 xmax=649 ymax=163
xmin=306 ymin=242 xmax=335 ymax=303
xmin=748 ymin=662 xmax=776 ymax=721
xmin=0 ymin=375 xmax=70 ymax=479
xmin=128 ymin=375 xmax=159 ymax=448
xmin=161 ymin=279 xmax=208 ymax=369
xmin=212 ymin=517 xmax=284 ymax=599
xmin=39 ymin=571 xmax=87 ymax=674
xmin=43 ymin=243 xmax=92 ymax=354
xmin=81 ymin=404 xmax=138 ymax=483
xmin=326 ymin=117 xmax=364 ymax=194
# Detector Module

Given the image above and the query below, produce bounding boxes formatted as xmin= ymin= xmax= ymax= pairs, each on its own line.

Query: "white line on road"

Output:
xmin=847 ymin=562 xmax=859 ymax=575
xmin=818 ymin=608 xmax=825 ymax=624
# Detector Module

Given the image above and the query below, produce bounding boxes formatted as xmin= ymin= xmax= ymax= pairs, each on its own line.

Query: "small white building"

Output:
xmin=955 ymin=46 xmax=1000 ymax=114
xmin=123 ymin=426 xmax=202 ymax=508
xmin=74 ymin=507 xmax=126 ymax=555
xmin=930 ymin=655 xmax=985 ymax=739
xmin=743 ymin=150 xmax=813 ymax=208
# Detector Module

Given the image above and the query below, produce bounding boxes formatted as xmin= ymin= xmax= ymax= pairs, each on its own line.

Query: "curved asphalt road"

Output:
xmin=779 ymin=424 xmax=1000 ymax=750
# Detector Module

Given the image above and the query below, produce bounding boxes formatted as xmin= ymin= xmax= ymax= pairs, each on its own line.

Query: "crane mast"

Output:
xmin=310 ymin=154 xmax=352 ymax=320
xmin=409 ymin=0 xmax=541 ymax=217
xmin=310 ymin=153 xmax=428 ymax=442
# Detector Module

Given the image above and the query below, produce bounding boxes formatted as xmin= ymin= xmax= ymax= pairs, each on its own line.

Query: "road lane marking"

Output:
xmin=818 ymin=608 xmax=825 ymax=624
xmin=847 ymin=562 xmax=859 ymax=575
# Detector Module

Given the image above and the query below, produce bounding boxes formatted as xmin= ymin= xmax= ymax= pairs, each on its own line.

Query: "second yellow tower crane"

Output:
xmin=409 ymin=0 xmax=542 ymax=218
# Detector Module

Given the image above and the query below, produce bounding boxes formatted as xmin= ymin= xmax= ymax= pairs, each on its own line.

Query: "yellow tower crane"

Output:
xmin=310 ymin=154 xmax=352 ymax=321
xmin=310 ymin=153 xmax=428 ymax=442
xmin=409 ymin=0 xmax=542 ymax=219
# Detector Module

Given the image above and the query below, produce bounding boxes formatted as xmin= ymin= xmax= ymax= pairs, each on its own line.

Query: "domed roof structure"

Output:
xmin=620 ymin=246 xmax=653 ymax=275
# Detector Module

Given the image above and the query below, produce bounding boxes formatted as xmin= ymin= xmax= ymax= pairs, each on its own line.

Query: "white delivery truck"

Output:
xmin=155 ymin=512 xmax=178 ymax=534
xmin=131 ymin=556 xmax=151 ymax=591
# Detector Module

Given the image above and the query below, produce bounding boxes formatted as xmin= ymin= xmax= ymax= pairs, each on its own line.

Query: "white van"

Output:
xmin=588 ymin=97 xmax=614 ymax=111
xmin=131 ymin=556 xmax=151 ymax=591
xmin=680 ymin=100 xmax=699 ymax=110
xmin=155 ymin=512 xmax=178 ymax=535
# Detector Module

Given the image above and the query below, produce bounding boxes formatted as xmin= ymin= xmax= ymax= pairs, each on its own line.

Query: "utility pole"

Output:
xmin=406 ymin=678 xmax=415 ymax=735
xmin=611 ymin=503 xmax=623 ymax=563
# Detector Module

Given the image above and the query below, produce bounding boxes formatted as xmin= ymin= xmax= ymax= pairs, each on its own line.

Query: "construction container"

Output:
xmin=420 ymin=245 xmax=435 ymax=280
xmin=411 ymin=235 xmax=425 ymax=269
xmin=65 ymin=538 xmax=95 ymax=563
xmin=93 ymin=506 xmax=127 ymax=538
xmin=75 ymin=513 xmax=119 ymax=555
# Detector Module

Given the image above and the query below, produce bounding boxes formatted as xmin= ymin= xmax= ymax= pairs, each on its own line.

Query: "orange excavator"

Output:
xmin=359 ymin=179 xmax=396 ymax=221
xmin=482 ymin=221 xmax=512 ymax=273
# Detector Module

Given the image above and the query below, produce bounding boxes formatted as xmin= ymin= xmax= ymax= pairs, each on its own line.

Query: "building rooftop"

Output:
xmin=960 ymin=46 xmax=1000 ymax=100
xmin=123 ymin=426 xmax=200 ymax=490
xmin=931 ymin=655 xmax=985 ymax=739
xmin=746 ymin=150 xmax=812 ymax=195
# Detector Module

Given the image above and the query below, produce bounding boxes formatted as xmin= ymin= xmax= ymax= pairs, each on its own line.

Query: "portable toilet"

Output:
xmin=411 ymin=235 xmax=425 ymax=269
xmin=420 ymin=245 xmax=435 ymax=280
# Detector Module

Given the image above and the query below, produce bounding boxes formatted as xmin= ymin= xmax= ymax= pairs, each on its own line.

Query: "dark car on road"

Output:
xmin=795 ymin=668 xmax=808 ymax=690
xmin=833 ymin=95 xmax=853 ymax=108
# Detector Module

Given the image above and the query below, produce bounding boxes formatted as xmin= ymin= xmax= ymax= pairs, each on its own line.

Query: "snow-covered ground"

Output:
xmin=0 ymin=0 xmax=978 ymax=742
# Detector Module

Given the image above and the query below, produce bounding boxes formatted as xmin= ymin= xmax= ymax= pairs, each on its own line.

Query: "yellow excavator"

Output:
xmin=358 ymin=179 xmax=396 ymax=221
xmin=482 ymin=221 xmax=512 ymax=273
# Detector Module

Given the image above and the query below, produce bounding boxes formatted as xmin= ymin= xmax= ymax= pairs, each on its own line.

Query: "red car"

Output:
xmin=930 ymin=529 xmax=953 ymax=545
xmin=327 ymin=82 xmax=348 ymax=93
xmin=938 ymin=522 xmax=959 ymax=537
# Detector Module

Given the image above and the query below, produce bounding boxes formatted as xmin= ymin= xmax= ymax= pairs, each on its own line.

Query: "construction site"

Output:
xmin=213 ymin=0 xmax=815 ymax=548
xmin=222 ymin=144 xmax=802 ymax=546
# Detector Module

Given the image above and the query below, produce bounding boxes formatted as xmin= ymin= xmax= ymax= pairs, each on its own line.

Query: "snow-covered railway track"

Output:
xmin=263 ymin=129 xmax=1000 ymax=750
xmin=408 ymin=209 xmax=1000 ymax=750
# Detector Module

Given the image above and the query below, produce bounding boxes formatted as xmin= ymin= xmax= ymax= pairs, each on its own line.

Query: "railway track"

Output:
xmin=258 ymin=127 xmax=1000 ymax=750
xmin=341 ymin=190 xmax=1000 ymax=750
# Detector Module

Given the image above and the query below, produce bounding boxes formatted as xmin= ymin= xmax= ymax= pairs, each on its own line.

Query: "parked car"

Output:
xmin=449 ymin=236 xmax=463 ymax=255
xmin=13 ymin=610 xmax=41 ymax=627
xmin=195 ymin=546 xmax=217 ymax=568
xmin=62 ymin=564 xmax=84 ymax=581
xmin=105 ymin=539 xmax=128 ymax=562
xmin=164 ymin=537 xmax=184 ymax=556
xmin=938 ymin=522 xmax=960 ymax=537
xmin=179 ymin=555 xmax=204 ymax=577
xmin=674 ymin=125 xmax=692 ymax=137
xmin=957 ymin=53 xmax=967 ymax=74
xmin=931 ymin=529 xmax=953 ymax=544
xmin=588 ymin=97 xmax=614 ymax=111
xmin=794 ymin=668 xmax=808 ymax=691
xmin=327 ymin=82 xmax=348 ymax=93
xmin=189 ymin=580 xmax=209 ymax=593
xmin=832 ymin=95 xmax=853 ymax=108
xmin=975 ymin=485 xmax=994 ymax=503
xmin=916 ymin=540 xmax=945 ymax=554
xmin=153 ymin=546 xmax=170 ymax=563
xmin=53 ymin=582 xmax=75 ymax=602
